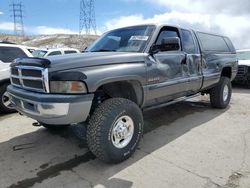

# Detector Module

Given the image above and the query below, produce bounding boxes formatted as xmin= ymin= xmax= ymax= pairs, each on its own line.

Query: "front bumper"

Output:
xmin=233 ymin=65 xmax=250 ymax=84
xmin=7 ymin=85 xmax=94 ymax=125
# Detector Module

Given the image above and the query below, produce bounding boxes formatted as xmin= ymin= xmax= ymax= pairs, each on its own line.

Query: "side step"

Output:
xmin=143 ymin=93 xmax=200 ymax=112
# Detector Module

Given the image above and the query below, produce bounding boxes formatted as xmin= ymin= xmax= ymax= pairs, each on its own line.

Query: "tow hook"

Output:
xmin=32 ymin=122 xmax=41 ymax=127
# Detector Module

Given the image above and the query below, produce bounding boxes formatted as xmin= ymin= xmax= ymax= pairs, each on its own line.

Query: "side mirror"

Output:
xmin=150 ymin=37 xmax=181 ymax=55
xmin=161 ymin=37 xmax=180 ymax=51
xmin=82 ymin=46 xmax=88 ymax=53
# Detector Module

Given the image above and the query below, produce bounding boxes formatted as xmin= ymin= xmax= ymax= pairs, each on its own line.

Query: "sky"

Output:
xmin=0 ymin=0 xmax=250 ymax=49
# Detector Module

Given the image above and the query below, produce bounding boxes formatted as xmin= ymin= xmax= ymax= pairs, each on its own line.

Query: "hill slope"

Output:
xmin=0 ymin=34 xmax=99 ymax=51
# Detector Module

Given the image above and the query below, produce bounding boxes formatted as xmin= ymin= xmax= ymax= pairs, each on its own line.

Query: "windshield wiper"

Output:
xmin=91 ymin=49 xmax=116 ymax=52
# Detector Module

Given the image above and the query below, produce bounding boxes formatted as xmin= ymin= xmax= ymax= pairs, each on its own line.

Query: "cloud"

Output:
xmin=0 ymin=11 xmax=3 ymax=15
xmin=147 ymin=0 xmax=250 ymax=15
xmin=0 ymin=22 xmax=78 ymax=35
xmin=0 ymin=22 xmax=14 ymax=31
xmin=32 ymin=26 xmax=77 ymax=35
xmin=104 ymin=0 xmax=250 ymax=49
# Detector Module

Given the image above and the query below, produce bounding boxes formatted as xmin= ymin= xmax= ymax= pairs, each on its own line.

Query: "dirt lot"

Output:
xmin=0 ymin=87 xmax=249 ymax=188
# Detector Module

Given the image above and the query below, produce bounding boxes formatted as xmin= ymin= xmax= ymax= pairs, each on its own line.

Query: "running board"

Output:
xmin=143 ymin=93 xmax=200 ymax=112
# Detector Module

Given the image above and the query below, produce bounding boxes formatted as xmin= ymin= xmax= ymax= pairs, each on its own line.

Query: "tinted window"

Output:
xmin=48 ymin=51 xmax=62 ymax=56
xmin=0 ymin=46 xmax=28 ymax=63
xmin=197 ymin=32 xmax=230 ymax=52
xmin=181 ymin=29 xmax=196 ymax=54
xmin=64 ymin=50 xmax=77 ymax=54
xmin=156 ymin=30 xmax=178 ymax=45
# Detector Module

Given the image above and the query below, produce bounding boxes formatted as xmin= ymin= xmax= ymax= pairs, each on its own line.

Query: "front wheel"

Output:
xmin=210 ymin=77 xmax=232 ymax=109
xmin=87 ymin=98 xmax=144 ymax=163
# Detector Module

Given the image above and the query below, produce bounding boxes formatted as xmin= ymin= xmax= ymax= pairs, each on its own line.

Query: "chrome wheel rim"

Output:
xmin=2 ymin=91 xmax=13 ymax=109
xmin=223 ymin=85 xmax=229 ymax=102
xmin=111 ymin=115 xmax=134 ymax=149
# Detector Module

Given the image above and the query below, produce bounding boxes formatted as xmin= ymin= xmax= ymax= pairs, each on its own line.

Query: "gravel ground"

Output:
xmin=0 ymin=87 xmax=249 ymax=188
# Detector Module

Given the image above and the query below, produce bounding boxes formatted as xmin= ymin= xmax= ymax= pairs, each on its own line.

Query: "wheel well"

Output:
xmin=94 ymin=81 xmax=143 ymax=106
xmin=221 ymin=67 xmax=232 ymax=79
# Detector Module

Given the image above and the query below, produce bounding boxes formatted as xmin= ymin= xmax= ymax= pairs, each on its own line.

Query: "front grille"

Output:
xmin=237 ymin=65 xmax=248 ymax=77
xmin=10 ymin=66 xmax=49 ymax=93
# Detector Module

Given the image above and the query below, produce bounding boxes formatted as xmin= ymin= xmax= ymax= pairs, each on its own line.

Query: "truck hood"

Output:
xmin=238 ymin=60 xmax=250 ymax=66
xmin=46 ymin=52 xmax=146 ymax=71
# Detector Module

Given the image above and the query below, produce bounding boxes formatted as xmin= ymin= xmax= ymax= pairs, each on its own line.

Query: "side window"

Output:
xmin=64 ymin=50 xmax=77 ymax=54
xmin=224 ymin=37 xmax=236 ymax=53
xmin=156 ymin=30 xmax=178 ymax=45
xmin=0 ymin=47 xmax=28 ymax=63
xmin=47 ymin=51 xmax=62 ymax=56
xmin=197 ymin=32 xmax=230 ymax=52
xmin=181 ymin=29 xmax=196 ymax=54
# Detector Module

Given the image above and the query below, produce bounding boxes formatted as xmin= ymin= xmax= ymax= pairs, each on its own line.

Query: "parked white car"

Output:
xmin=0 ymin=43 xmax=33 ymax=113
xmin=32 ymin=48 xmax=80 ymax=58
xmin=234 ymin=49 xmax=250 ymax=84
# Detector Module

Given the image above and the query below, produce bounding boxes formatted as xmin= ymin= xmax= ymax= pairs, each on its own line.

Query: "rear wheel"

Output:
xmin=210 ymin=77 xmax=232 ymax=109
xmin=87 ymin=98 xmax=143 ymax=163
xmin=0 ymin=83 xmax=16 ymax=113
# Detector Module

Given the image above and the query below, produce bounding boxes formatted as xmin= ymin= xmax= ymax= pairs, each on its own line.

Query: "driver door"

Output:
xmin=145 ymin=27 xmax=189 ymax=105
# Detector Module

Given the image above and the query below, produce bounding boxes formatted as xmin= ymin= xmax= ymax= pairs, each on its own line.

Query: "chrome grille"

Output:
xmin=10 ymin=66 xmax=49 ymax=93
xmin=237 ymin=65 xmax=248 ymax=77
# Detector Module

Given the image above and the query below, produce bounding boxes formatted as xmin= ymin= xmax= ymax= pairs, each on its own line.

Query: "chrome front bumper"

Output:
xmin=7 ymin=85 xmax=94 ymax=125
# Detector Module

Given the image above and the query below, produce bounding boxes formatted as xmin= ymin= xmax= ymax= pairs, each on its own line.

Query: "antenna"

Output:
xmin=10 ymin=1 xmax=25 ymax=36
xmin=79 ymin=0 xmax=97 ymax=35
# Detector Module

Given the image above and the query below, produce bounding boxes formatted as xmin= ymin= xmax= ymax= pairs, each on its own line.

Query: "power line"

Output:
xmin=79 ymin=0 xmax=97 ymax=35
xmin=10 ymin=1 xmax=25 ymax=36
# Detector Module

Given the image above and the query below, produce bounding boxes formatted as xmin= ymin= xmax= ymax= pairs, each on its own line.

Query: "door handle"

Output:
xmin=181 ymin=53 xmax=188 ymax=65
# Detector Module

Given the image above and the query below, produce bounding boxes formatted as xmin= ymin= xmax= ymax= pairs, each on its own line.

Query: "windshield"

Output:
xmin=87 ymin=25 xmax=155 ymax=53
xmin=32 ymin=50 xmax=47 ymax=58
xmin=237 ymin=51 xmax=250 ymax=60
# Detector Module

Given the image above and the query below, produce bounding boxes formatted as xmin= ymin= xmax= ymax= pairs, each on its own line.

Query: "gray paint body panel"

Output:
xmin=8 ymin=24 xmax=238 ymax=124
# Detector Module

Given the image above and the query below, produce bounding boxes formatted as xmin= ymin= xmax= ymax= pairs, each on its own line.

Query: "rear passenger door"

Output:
xmin=180 ymin=29 xmax=203 ymax=93
xmin=196 ymin=32 xmax=235 ymax=89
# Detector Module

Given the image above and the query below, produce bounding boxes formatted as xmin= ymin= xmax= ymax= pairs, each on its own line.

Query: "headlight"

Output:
xmin=50 ymin=81 xmax=87 ymax=94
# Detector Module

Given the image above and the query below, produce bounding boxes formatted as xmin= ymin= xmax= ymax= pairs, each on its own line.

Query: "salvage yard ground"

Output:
xmin=0 ymin=86 xmax=250 ymax=188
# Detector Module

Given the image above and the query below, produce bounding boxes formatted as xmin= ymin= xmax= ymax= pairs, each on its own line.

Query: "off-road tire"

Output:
xmin=210 ymin=77 xmax=232 ymax=109
xmin=0 ymin=83 xmax=16 ymax=114
xmin=87 ymin=98 xmax=144 ymax=163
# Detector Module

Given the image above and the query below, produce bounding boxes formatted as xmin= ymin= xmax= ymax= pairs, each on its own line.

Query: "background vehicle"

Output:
xmin=8 ymin=24 xmax=237 ymax=163
xmin=32 ymin=48 xmax=80 ymax=58
xmin=234 ymin=49 xmax=250 ymax=84
xmin=0 ymin=43 xmax=32 ymax=113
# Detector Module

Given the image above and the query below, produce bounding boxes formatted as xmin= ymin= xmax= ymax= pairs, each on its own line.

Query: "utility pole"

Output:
xmin=10 ymin=1 xmax=25 ymax=36
xmin=79 ymin=0 xmax=97 ymax=35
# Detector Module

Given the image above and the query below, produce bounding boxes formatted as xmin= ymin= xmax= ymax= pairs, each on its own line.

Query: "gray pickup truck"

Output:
xmin=7 ymin=24 xmax=237 ymax=163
